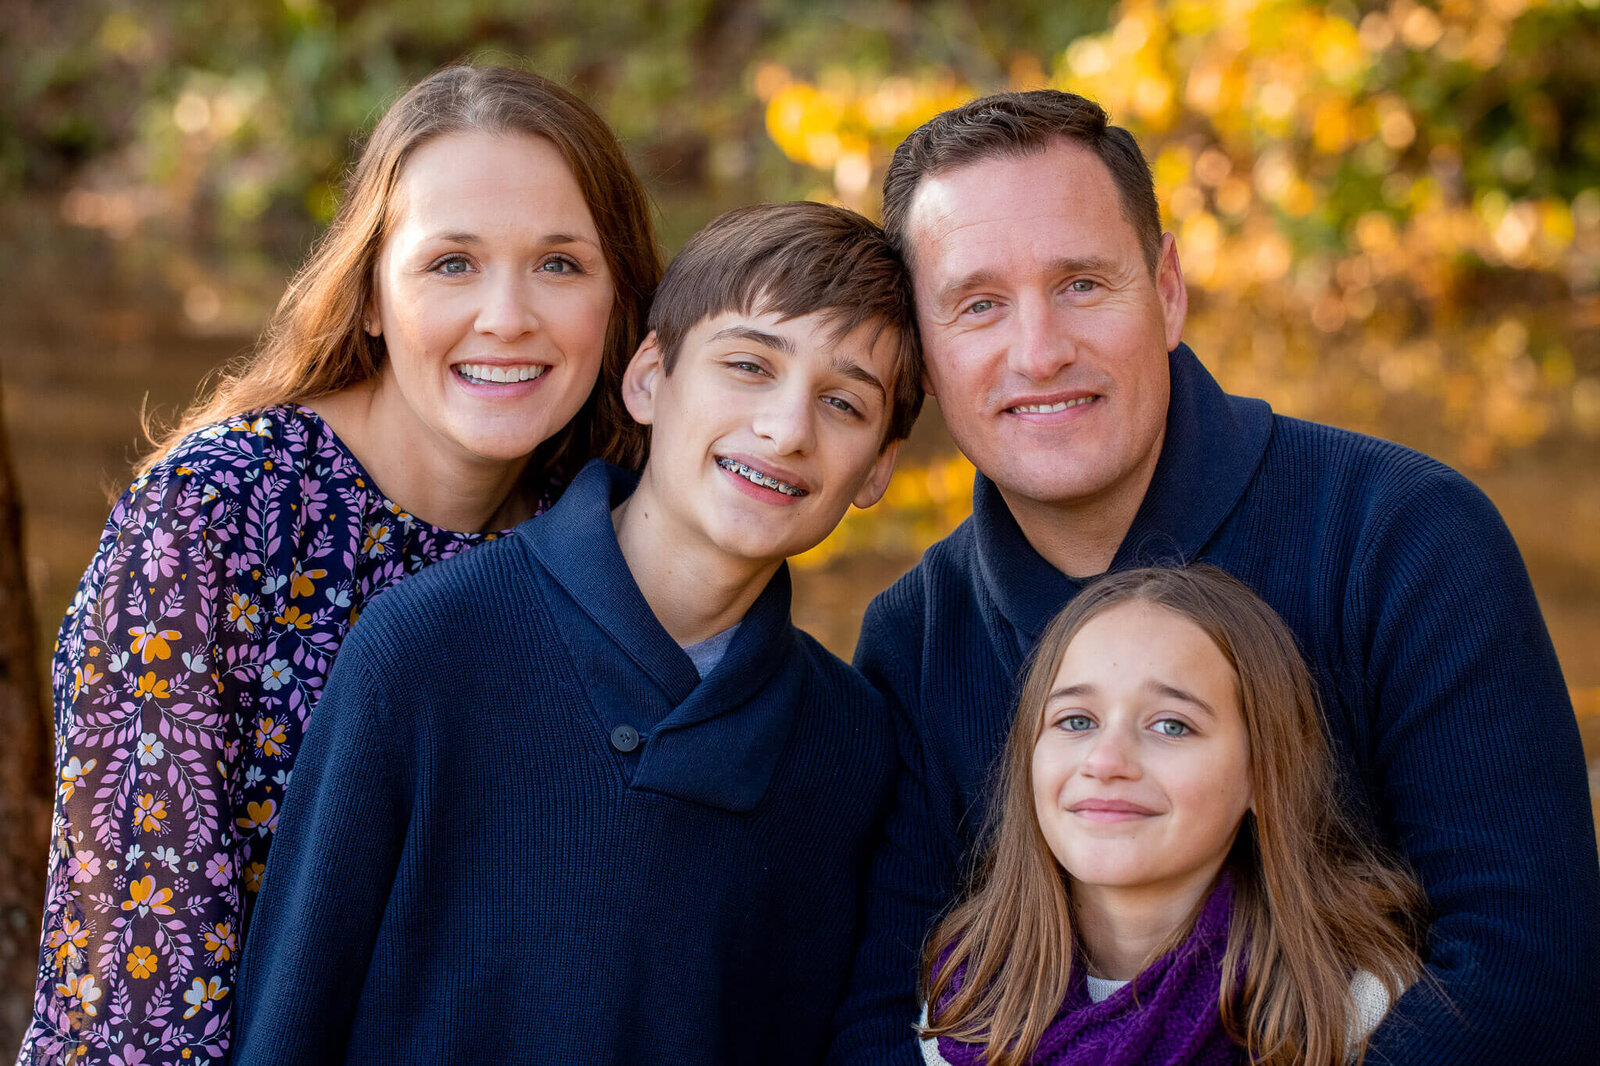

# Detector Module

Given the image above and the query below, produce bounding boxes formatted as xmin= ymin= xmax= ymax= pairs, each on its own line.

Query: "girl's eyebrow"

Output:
xmin=1146 ymin=680 xmax=1217 ymax=718
xmin=1046 ymin=683 xmax=1095 ymax=701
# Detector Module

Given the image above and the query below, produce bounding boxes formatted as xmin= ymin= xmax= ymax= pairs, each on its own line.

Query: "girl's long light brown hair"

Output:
xmin=141 ymin=64 xmax=662 ymax=491
xmin=920 ymin=565 xmax=1426 ymax=1066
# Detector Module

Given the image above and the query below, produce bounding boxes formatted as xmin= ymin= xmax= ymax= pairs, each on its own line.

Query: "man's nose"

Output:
xmin=1008 ymin=292 xmax=1071 ymax=382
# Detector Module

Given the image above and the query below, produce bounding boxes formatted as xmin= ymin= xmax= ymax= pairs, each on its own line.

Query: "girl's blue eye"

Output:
xmin=1153 ymin=718 xmax=1190 ymax=738
xmin=1058 ymin=714 xmax=1094 ymax=732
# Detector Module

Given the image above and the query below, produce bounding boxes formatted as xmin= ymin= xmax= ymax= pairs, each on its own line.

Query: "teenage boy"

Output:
xmin=232 ymin=201 xmax=922 ymax=1066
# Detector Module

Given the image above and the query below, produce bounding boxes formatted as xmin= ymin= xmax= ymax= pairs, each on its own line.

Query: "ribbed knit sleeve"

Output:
xmin=1343 ymin=465 xmax=1600 ymax=1064
xmin=232 ymin=627 xmax=408 ymax=1066
xmin=828 ymin=580 xmax=958 ymax=1066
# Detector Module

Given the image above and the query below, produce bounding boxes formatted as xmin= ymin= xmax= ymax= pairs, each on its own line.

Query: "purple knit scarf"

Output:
xmin=932 ymin=874 xmax=1245 ymax=1066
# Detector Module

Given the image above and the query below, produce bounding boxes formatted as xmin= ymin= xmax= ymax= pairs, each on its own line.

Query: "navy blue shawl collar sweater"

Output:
xmin=235 ymin=461 xmax=897 ymax=1065
xmin=830 ymin=345 xmax=1600 ymax=1065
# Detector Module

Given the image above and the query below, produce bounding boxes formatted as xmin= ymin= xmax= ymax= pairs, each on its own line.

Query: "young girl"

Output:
xmin=919 ymin=565 xmax=1426 ymax=1066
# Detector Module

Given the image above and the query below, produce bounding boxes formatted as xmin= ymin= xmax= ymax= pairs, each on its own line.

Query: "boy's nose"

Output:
xmin=752 ymin=388 xmax=817 ymax=455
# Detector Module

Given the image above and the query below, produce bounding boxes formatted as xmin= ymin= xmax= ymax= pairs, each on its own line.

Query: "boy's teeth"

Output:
xmin=455 ymin=363 xmax=547 ymax=384
xmin=717 ymin=458 xmax=807 ymax=496
xmin=1011 ymin=396 xmax=1095 ymax=414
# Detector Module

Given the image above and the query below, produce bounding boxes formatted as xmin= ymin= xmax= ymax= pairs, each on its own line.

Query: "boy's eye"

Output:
xmin=728 ymin=360 xmax=766 ymax=375
xmin=822 ymin=395 xmax=861 ymax=417
xmin=1152 ymin=718 xmax=1191 ymax=738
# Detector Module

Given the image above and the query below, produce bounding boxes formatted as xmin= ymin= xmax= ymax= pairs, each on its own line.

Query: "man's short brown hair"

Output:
xmin=880 ymin=90 xmax=1162 ymax=276
xmin=648 ymin=201 xmax=923 ymax=445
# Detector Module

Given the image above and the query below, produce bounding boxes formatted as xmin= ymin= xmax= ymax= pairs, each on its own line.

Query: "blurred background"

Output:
xmin=1 ymin=0 xmax=1597 ymax=1046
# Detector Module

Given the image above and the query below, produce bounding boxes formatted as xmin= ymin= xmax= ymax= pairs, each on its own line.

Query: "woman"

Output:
xmin=20 ymin=64 xmax=660 ymax=1065
xmin=919 ymin=566 xmax=1427 ymax=1066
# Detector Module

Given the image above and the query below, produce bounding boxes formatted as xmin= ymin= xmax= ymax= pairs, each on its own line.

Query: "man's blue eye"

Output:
xmin=965 ymin=299 xmax=995 ymax=314
xmin=1068 ymin=279 xmax=1095 ymax=293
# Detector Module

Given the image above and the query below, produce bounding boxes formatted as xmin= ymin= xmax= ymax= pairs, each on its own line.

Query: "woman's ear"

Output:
xmin=621 ymin=331 xmax=663 ymax=427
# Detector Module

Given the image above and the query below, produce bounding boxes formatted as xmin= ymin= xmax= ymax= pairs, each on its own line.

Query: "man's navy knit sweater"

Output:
xmin=234 ymin=461 xmax=896 ymax=1065
xmin=828 ymin=345 xmax=1600 ymax=1064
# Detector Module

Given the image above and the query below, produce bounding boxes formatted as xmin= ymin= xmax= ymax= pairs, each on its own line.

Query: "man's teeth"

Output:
xmin=1010 ymin=396 xmax=1096 ymax=414
xmin=455 ymin=363 xmax=548 ymax=384
xmin=717 ymin=458 xmax=807 ymax=497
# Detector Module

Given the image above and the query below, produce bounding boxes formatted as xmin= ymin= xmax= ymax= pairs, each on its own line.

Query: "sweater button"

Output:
xmin=609 ymin=724 xmax=641 ymax=752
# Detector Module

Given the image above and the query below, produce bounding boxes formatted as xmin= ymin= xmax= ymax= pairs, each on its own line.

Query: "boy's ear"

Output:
xmin=621 ymin=331 xmax=663 ymax=426
xmin=852 ymin=438 xmax=901 ymax=510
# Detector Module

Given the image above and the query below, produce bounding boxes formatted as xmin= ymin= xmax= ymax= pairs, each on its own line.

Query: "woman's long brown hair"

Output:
xmin=141 ymin=63 xmax=662 ymax=490
xmin=920 ymin=565 xmax=1426 ymax=1066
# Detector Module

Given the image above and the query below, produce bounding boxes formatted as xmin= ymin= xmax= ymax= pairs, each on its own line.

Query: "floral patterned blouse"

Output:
xmin=20 ymin=405 xmax=521 ymax=1065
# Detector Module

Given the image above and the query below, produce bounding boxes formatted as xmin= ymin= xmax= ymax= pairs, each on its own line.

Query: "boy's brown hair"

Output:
xmin=647 ymin=201 xmax=923 ymax=445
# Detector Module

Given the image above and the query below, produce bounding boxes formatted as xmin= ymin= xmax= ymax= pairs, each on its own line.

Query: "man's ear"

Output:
xmin=1156 ymin=232 xmax=1187 ymax=352
xmin=621 ymin=331 xmax=663 ymax=427
xmin=852 ymin=438 xmax=901 ymax=510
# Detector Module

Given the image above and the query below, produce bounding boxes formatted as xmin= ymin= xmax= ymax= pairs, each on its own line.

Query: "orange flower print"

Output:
xmin=203 ymin=922 xmax=236 ymax=963
xmin=126 ymin=945 xmax=158 ymax=980
xmin=59 ymin=756 xmax=96 ymax=802
xmin=72 ymin=662 xmax=102 ymax=698
xmin=236 ymin=799 xmax=277 ymax=836
xmin=254 ymin=716 xmax=286 ymax=757
xmin=273 ymin=605 xmax=313 ymax=630
xmin=121 ymin=876 xmax=175 ymax=917
xmin=363 ymin=523 xmax=391 ymax=557
xmin=132 ymin=672 xmax=170 ymax=700
xmin=128 ymin=624 xmax=181 ymax=663
xmin=48 ymin=917 xmax=91 ymax=966
xmin=182 ymin=976 xmax=229 ymax=1019
xmin=56 ymin=974 xmax=102 ymax=1017
xmin=243 ymin=861 xmax=265 ymax=894
xmin=227 ymin=592 xmax=261 ymax=634
xmin=290 ymin=567 xmax=327 ymax=598
xmin=132 ymin=792 xmax=167 ymax=833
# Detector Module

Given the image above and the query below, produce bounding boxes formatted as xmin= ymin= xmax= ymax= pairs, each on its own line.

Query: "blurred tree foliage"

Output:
xmin=1 ymin=0 xmax=1597 ymax=561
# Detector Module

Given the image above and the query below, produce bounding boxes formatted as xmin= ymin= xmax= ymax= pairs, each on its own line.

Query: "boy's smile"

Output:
xmin=618 ymin=306 xmax=901 ymax=579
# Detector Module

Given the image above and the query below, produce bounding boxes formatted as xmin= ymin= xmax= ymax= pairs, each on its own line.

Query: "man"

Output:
xmin=828 ymin=91 xmax=1600 ymax=1064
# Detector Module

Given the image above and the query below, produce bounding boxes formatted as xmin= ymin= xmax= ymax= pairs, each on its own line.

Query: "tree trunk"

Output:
xmin=0 ymin=377 xmax=48 ymax=1054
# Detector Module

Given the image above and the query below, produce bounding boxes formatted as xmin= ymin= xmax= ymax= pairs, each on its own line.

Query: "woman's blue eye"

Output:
xmin=1153 ymin=718 xmax=1191 ymax=737
xmin=540 ymin=257 xmax=580 ymax=273
xmin=435 ymin=256 xmax=471 ymax=275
